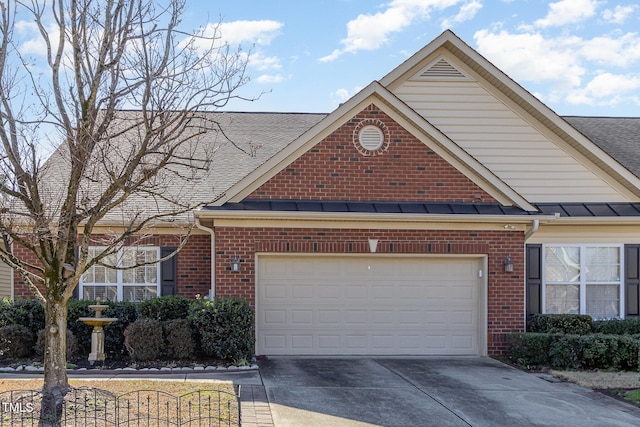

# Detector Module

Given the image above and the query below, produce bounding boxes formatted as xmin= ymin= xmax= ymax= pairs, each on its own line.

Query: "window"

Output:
xmin=81 ymin=247 xmax=160 ymax=302
xmin=543 ymin=245 xmax=622 ymax=319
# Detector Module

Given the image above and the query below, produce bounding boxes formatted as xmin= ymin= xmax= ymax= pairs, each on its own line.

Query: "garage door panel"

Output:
xmin=263 ymin=310 xmax=287 ymax=325
xmin=258 ymin=256 xmax=483 ymax=355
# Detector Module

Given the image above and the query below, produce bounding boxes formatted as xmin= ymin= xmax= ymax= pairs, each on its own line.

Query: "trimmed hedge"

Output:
xmin=0 ymin=324 xmax=35 ymax=359
xmin=0 ymin=296 xmax=255 ymax=364
xmin=124 ymin=318 xmax=164 ymax=361
xmin=138 ymin=296 xmax=192 ymax=321
xmin=0 ymin=299 xmax=45 ymax=333
xmin=507 ymin=332 xmax=640 ymax=370
xmin=189 ymin=297 xmax=254 ymax=362
xmin=163 ymin=319 xmax=196 ymax=360
xmin=528 ymin=314 xmax=593 ymax=335
xmin=593 ymin=318 xmax=640 ymax=335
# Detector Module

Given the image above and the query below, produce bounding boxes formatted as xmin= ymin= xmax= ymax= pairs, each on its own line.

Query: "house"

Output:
xmin=11 ymin=30 xmax=640 ymax=357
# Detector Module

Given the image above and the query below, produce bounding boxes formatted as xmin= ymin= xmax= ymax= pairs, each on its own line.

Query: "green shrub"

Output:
xmin=579 ymin=334 xmax=617 ymax=370
xmin=124 ymin=318 xmax=163 ymax=361
xmin=509 ymin=332 xmax=640 ymax=371
xmin=0 ymin=324 xmax=35 ymax=359
xmin=103 ymin=301 xmax=139 ymax=359
xmin=528 ymin=314 xmax=593 ymax=335
xmin=594 ymin=318 xmax=640 ymax=335
xmin=619 ymin=335 xmax=640 ymax=370
xmin=35 ymin=329 xmax=79 ymax=360
xmin=189 ymin=297 xmax=254 ymax=362
xmin=67 ymin=300 xmax=97 ymax=356
xmin=0 ymin=299 xmax=45 ymax=332
xmin=507 ymin=333 xmax=553 ymax=367
xmin=548 ymin=335 xmax=582 ymax=369
xmin=139 ymin=296 xmax=192 ymax=321
xmin=163 ymin=318 xmax=195 ymax=360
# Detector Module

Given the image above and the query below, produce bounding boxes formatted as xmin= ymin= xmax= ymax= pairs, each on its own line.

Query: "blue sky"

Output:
xmin=182 ymin=0 xmax=640 ymax=117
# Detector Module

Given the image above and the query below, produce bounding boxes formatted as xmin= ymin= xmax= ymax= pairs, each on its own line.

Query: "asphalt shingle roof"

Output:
xmin=563 ymin=116 xmax=640 ymax=178
xmin=42 ymin=110 xmax=640 ymax=220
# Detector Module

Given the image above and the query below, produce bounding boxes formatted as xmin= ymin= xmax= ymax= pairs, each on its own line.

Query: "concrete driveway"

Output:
xmin=258 ymin=357 xmax=640 ymax=427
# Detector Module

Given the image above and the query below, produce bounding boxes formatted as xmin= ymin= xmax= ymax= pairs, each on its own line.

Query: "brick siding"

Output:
xmin=249 ymin=104 xmax=496 ymax=203
xmin=12 ymin=234 xmax=211 ymax=300
xmin=214 ymin=226 xmax=525 ymax=355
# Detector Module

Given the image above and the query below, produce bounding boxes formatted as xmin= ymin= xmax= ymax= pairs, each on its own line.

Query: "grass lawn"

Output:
xmin=0 ymin=378 xmax=235 ymax=394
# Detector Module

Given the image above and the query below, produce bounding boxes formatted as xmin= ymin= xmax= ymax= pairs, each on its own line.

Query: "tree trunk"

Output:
xmin=41 ymin=298 xmax=69 ymax=425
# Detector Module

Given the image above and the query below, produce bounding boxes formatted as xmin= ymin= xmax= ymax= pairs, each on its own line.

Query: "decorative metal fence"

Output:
xmin=0 ymin=386 xmax=241 ymax=426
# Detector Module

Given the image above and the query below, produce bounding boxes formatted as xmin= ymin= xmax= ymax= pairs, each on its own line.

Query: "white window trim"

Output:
xmin=541 ymin=243 xmax=625 ymax=319
xmin=80 ymin=246 xmax=161 ymax=301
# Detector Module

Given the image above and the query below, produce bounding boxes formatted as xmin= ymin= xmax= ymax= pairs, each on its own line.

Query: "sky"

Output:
xmin=180 ymin=0 xmax=640 ymax=117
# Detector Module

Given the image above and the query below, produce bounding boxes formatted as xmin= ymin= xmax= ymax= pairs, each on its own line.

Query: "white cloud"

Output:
xmin=579 ymin=33 xmax=640 ymax=67
xmin=192 ymin=20 xmax=284 ymax=73
xmin=441 ymin=1 xmax=483 ymax=30
xmin=602 ymin=5 xmax=638 ymax=24
xmin=248 ymin=52 xmax=282 ymax=71
xmin=16 ymin=21 xmax=61 ymax=57
xmin=320 ymin=0 xmax=463 ymax=62
xmin=255 ymin=74 xmax=286 ymax=84
xmin=473 ymin=30 xmax=585 ymax=89
xmin=532 ymin=0 xmax=600 ymax=28
xmin=218 ymin=20 xmax=283 ymax=46
xmin=567 ymin=73 xmax=640 ymax=105
xmin=475 ymin=27 xmax=640 ymax=109
xmin=331 ymin=86 xmax=362 ymax=104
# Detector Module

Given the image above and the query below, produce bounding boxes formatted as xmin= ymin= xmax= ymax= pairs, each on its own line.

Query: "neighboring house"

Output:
xmin=11 ymin=30 xmax=640 ymax=357
xmin=0 ymin=261 xmax=11 ymax=299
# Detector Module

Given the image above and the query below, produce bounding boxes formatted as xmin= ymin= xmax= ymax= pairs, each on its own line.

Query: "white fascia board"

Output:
xmin=540 ymin=216 xmax=640 ymax=226
xmin=195 ymin=208 xmax=557 ymax=225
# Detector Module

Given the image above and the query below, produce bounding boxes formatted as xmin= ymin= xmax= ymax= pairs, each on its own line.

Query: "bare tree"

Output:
xmin=0 ymin=0 xmax=250 ymax=412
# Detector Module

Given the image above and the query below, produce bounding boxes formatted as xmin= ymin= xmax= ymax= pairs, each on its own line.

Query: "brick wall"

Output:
xmin=12 ymin=234 xmax=211 ymax=300
xmin=249 ymin=104 xmax=496 ymax=203
xmin=214 ymin=226 xmax=525 ymax=355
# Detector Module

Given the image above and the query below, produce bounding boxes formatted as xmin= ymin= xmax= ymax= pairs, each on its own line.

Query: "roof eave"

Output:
xmin=195 ymin=209 xmax=556 ymax=224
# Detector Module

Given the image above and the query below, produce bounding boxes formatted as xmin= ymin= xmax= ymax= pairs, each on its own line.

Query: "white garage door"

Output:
xmin=257 ymin=255 xmax=486 ymax=356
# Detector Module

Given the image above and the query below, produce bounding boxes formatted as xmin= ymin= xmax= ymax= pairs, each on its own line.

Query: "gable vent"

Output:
xmin=358 ymin=125 xmax=384 ymax=151
xmin=417 ymin=59 xmax=468 ymax=80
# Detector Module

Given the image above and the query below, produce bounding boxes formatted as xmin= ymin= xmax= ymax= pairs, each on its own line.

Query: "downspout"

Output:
xmin=195 ymin=215 xmax=216 ymax=300
xmin=524 ymin=219 xmax=540 ymax=241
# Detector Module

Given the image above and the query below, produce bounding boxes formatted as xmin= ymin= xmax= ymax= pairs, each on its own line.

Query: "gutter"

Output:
xmin=195 ymin=214 xmax=216 ymax=300
xmin=525 ymin=219 xmax=540 ymax=241
xmin=195 ymin=209 xmax=559 ymax=224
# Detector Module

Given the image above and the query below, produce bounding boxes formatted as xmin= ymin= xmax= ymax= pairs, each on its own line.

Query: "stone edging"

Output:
xmin=0 ymin=364 xmax=259 ymax=374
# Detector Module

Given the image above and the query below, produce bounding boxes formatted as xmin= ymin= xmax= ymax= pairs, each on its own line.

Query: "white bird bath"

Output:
xmin=78 ymin=298 xmax=118 ymax=364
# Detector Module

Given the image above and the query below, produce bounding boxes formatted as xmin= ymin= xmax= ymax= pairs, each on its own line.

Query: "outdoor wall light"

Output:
xmin=230 ymin=257 xmax=241 ymax=273
xmin=503 ymin=255 xmax=514 ymax=273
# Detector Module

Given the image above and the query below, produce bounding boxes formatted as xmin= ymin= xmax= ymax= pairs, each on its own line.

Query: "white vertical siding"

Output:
xmin=394 ymin=80 xmax=628 ymax=203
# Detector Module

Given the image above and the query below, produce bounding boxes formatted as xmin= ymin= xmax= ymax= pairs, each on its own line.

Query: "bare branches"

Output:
xmin=0 ymin=0 xmax=251 ymax=300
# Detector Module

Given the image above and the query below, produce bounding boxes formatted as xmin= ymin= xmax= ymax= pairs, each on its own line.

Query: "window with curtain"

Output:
xmin=543 ymin=245 xmax=622 ymax=319
xmin=81 ymin=247 xmax=160 ymax=302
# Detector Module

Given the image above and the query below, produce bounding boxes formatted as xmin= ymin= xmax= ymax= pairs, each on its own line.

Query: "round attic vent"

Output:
xmin=352 ymin=119 xmax=390 ymax=156
xmin=358 ymin=125 xmax=384 ymax=151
